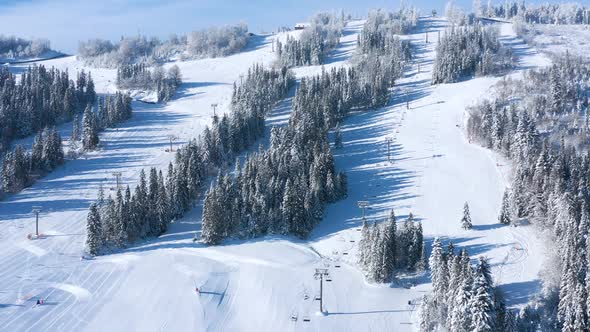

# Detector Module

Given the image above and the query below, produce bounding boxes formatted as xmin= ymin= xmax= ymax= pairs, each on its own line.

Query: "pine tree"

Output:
xmin=430 ymin=238 xmax=448 ymax=304
xmin=156 ymin=171 xmax=170 ymax=234
xmin=358 ymin=218 xmax=371 ymax=270
xmin=86 ymin=72 xmax=96 ymax=105
xmin=383 ymin=209 xmax=397 ymax=276
xmin=450 ymin=277 xmax=473 ymax=332
xmin=416 ymin=241 xmax=427 ymax=272
xmin=85 ymin=203 xmax=102 ymax=255
xmin=82 ymin=104 xmax=99 ymax=150
xmin=470 ymin=274 xmax=494 ymax=332
xmin=202 ymin=185 xmax=225 ymax=245
xmin=72 ymin=113 xmax=81 ymax=142
xmin=498 ymin=190 xmax=511 ymax=225
xmin=462 ymin=202 xmax=473 ymax=230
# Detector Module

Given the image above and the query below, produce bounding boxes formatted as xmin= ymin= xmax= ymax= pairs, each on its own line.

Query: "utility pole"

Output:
xmin=167 ymin=135 xmax=177 ymax=152
xmin=32 ymin=206 xmax=42 ymax=237
xmin=314 ymin=268 xmax=329 ymax=313
xmin=385 ymin=137 xmax=393 ymax=163
xmin=239 ymin=74 xmax=244 ymax=85
xmin=112 ymin=172 xmax=122 ymax=191
xmin=357 ymin=201 xmax=369 ymax=226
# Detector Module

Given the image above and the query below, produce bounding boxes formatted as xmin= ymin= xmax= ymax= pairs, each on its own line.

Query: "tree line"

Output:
xmin=201 ymin=22 xmax=412 ymax=243
xmin=0 ymin=65 xmax=95 ymax=153
xmin=116 ymin=63 xmax=182 ymax=103
xmin=85 ymin=64 xmax=294 ymax=255
xmin=275 ymin=13 xmax=344 ymax=67
xmin=0 ymin=35 xmax=52 ymax=60
xmin=355 ymin=10 xmax=413 ymax=107
xmin=358 ymin=210 xmax=426 ymax=283
xmin=489 ymin=2 xmax=590 ymax=25
xmin=1 ymin=93 xmax=132 ymax=197
xmin=466 ymin=53 xmax=590 ymax=330
xmin=358 ymin=8 xmax=419 ymax=54
xmin=420 ymin=238 xmax=520 ymax=331
xmin=432 ymin=24 xmax=512 ymax=84
xmin=78 ymin=23 xmax=249 ymax=68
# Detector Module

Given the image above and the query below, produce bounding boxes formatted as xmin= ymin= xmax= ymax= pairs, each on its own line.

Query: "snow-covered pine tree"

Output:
xmin=383 ymin=209 xmax=397 ymax=275
xmin=85 ymin=202 xmax=103 ymax=255
xmin=82 ymin=104 xmax=99 ymax=150
xmin=430 ymin=238 xmax=449 ymax=305
xmin=450 ymin=276 xmax=473 ymax=332
xmin=470 ymin=274 xmax=494 ymax=332
xmin=461 ymin=202 xmax=473 ymax=230
xmin=72 ymin=113 xmax=81 ymax=142
xmin=202 ymin=184 xmax=225 ymax=245
xmin=358 ymin=218 xmax=371 ymax=270
xmin=498 ymin=190 xmax=511 ymax=225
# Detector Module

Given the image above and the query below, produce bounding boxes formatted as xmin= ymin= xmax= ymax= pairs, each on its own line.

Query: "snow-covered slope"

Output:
xmin=0 ymin=30 xmax=288 ymax=331
xmin=0 ymin=16 xmax=554 ymax=332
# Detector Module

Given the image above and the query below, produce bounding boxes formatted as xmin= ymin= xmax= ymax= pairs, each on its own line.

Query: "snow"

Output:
xmin=523 ymin=23 xmax=590 ymax=58
xmin=0 ymin=16 xmax=557 ymax=331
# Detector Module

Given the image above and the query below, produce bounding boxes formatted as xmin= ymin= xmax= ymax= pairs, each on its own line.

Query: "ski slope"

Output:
xmin=0 ymin=17 xmax=554 ymax=332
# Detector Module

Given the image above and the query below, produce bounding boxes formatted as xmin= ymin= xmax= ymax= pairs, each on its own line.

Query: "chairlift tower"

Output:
xmin=112 ymin=172 xmax=122 ymax=191
xmin=314 ymin=268 xmax=329 ymax=313
xmin=357 ymin=201 xmax=370 ymax=226
xmin=385 ymin=137 xmax=393 ymax=163
xmin=32 ymin=206 xmax=42 ymax=237
xmin=167 ymin=135 xmax=178 ymax=152
xmin=211 ymin=103 xmax=218 ymax=119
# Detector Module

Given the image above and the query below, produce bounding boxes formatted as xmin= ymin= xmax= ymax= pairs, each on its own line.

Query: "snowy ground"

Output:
xmin=520 ymin=23 xmax=590 ymax=59
xmin=0 ymin=17 xmax=555 ymax=331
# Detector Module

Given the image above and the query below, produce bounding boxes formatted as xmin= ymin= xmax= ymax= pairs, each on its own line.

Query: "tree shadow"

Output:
xmin=328 ymin=309 xmax=410 ymax=315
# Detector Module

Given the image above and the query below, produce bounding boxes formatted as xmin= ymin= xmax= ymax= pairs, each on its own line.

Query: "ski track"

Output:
xmin=0 ymin=17 xmax=552 ymax=331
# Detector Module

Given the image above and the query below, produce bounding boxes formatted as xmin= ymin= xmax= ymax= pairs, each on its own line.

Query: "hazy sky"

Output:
xmin=0 ymin=0 xmax=588 ymax=53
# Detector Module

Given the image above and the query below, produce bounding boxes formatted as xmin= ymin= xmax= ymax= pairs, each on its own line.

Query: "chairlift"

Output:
xmin=335 ymin=264 xmax=341 ymax=268
xmin=303 ymin=316 xmax=311 ymax=322
xmin=356 ymin=228 xmax=361 ymax=231
xmin=326 ymin=276 xmax=333 ymax=282
xmin=349 ymin=240 xmax=355 ymax=243
xmin=314 ymin=294 xmax=321 ymax=301
xmin=342 ymin=252 xmax=349 ymax=256
xmin=290 ymin=312 xmax=298 ymax=322
xmin=303 ymin=293 xmax=309 ymax=300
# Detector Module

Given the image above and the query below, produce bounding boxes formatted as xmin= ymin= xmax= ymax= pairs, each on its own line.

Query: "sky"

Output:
xmin=0 ymin=0 xmax=589 ymax=53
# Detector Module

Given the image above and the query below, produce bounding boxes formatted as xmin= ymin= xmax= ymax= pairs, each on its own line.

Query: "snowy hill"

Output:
xmin=0 ymin=15 xmax=557 ymax=332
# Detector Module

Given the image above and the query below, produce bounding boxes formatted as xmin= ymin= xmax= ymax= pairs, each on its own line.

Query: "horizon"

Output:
xmin=0 ymin=0 xmax=588 ymax=53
